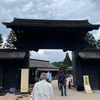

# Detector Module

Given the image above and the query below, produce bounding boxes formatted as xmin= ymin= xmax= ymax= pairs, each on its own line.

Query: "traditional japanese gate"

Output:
xmin=3 ymin=18 xmax=100 ymax=91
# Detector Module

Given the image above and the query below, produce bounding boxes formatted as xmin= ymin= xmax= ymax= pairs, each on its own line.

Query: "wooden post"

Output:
xmin=0 ymin=66 xmax=3 ymax=92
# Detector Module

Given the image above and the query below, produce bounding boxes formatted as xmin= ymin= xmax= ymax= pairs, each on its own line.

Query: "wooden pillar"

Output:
xmin=0 ymin=66 xmax=3 ymax=92
xmin=72 ymin=50 xmax=84 ymax=91
xmin=99 ymin=66 xmax=100 ymax=89
xmin=22 ymin=50 xmax=30 ymax=68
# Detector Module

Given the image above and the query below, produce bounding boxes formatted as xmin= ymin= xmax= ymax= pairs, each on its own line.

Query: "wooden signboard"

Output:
xmin=83 ymin=75 xmax=92 ymax=93
xmin=20 ymin=69 xmax=29 ymax=93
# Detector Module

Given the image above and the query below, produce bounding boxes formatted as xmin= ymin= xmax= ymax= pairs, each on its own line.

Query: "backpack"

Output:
xmin=59 ymin=76 xmax=63 ymax=82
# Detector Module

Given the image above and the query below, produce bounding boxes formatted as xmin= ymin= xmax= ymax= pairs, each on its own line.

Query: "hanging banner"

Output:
xmin=83 ymin=75 xmax=92 ymax=93
xmin=20 ymin=69 xmax=29 ymax=93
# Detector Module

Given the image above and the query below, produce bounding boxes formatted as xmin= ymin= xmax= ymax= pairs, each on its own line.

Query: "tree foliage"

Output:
xmin=63 ymin=52 xmax=72 ymax=68
xmin=84 ymin=32 xmax=97 ymax=49
xmin=52 ymin=52 xmax=72 ymax=69
xmin=3 ymin=31 xmax=17 ymax=49
xmin=96 ymin=39 xmax=100 ymax=49
xmin=52 ymin=61 xmax=63 ymax=68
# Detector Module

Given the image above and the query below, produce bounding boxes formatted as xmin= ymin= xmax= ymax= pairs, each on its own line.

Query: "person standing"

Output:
xmin=49 ymin=72 xmax=52 ymax=83
xmin=59 ymin=71 xmax=67 ymax=96
xmin=57 ymin=69 xmax=61 ymax=89
xmin=32 ymin=72 xmax=54 ymax=100
xmin=46 ymin=71 xmax=52 ymax=83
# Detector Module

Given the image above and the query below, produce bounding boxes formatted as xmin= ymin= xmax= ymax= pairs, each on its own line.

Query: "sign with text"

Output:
xmin=83 ymin=75 xmax=92 ymax=93
xmin=20 ymin=69 xmax=29 ymax=93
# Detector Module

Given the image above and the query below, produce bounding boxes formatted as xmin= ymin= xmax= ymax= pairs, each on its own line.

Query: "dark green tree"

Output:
xmin=52 ymin=52 xmax=72 ymax=69
xmin=96 ymin=39 xmax=100 ymax=49
xmin=3 ymin=31 xmax=17 ymax=49
xmin=84 ymin=32 xmax=97 ymax=49
xmin=52 ymin=61 xmax=63 ymax=68
xmin=63 ymin=52 xmax=72 ymax=68
xmin=0 ymin=33 xmax=3 ymax=47
xmin=60 ymin=63 xmax=66 ymax=69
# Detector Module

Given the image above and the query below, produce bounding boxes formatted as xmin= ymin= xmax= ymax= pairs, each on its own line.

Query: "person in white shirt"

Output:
xmin=46 ymin=71 xmax=52 ymax=83
xmin=32 ymin=72 xmax=54 ymax=100
xmin=49 ymin=72 xmax=52 ymax=82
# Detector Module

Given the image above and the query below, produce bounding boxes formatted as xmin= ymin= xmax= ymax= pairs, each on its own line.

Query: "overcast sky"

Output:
xmin=0 ymin=0 xmax=100 ymax=62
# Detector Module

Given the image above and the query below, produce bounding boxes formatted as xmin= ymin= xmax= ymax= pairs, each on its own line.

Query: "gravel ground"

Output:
xmin=52 ymin=80 xmax=100 ymax=100
xmin=1 ymin=79 xmax=100 ymax=100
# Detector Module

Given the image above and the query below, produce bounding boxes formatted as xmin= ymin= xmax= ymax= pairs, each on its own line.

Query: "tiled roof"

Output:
xmin=0 ymin=49 xmax=26 ymax=59
xmin=3 ymin=18 xmax=100 ymax=28
xmin=30 ymin=59 xmax=58 ymax=69
xmin=78 ymin=50 xmax=100 ymax=59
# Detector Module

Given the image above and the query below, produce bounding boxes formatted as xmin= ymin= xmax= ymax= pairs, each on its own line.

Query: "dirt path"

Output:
xmin=52 ymin=80 xmax=100 ymax=100
xmin=1 ymin=80 xmax=100 ymax=100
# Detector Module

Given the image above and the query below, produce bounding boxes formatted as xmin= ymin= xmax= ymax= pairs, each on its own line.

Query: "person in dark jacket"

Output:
xmin=59 ymin=71 xmax=67 ymax=96
xmin=57 ymin=69 xmax=61 ymax=90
